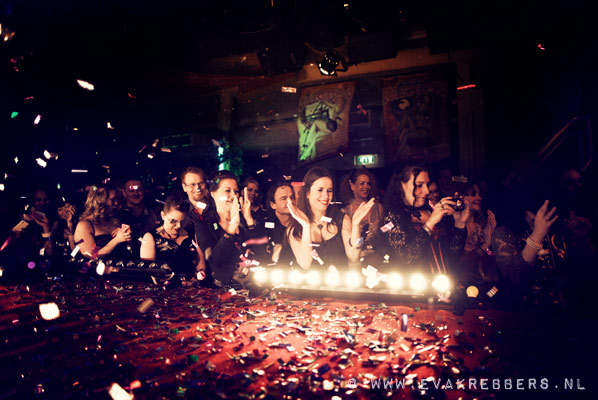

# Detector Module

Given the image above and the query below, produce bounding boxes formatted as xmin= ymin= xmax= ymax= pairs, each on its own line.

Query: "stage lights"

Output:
xmin=251 ymin=266 xmax=451 ymax=298
xmin=409 ymin=273 xmax=427 ymax=293
xmin=432 ymin=275 xmax=451 ymax=293
xmin=387 ymin=273 xmax=404 ymax=291
xmin=270 ymin=269 xmax=285 ymax=286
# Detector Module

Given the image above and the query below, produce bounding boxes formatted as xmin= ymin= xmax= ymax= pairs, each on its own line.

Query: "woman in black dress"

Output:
xmin=140 ymin=196 xmax=205 ymax=277
xmin=381 ymin=164 xmax=470 ymax=274
xmin=287 ymin=166 xmax=374 ymax=269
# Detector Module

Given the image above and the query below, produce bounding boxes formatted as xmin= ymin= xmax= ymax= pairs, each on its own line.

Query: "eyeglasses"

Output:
xmin=185 ymin=182 xmax=206 ymax=189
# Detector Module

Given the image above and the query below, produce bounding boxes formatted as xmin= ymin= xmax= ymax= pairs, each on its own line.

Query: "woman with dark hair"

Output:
xmin=74 ymin=184 xmax=132 ymax=259
xmin=195 ymin=170 xmax=261 ymax=287
xmin=140 ymin=196 xmax=205 ymax=276
xmin=287 ymin=166 xmax=374 ymax=269
xmin=338 ymin=168 xmax=384 ymax=264
xmin=456 ymin=181 xmax=499 ymax=287
xmin=381 ymin=164 xmax=469 ymax=273
xmin=242 ymin=177 xmax=268 ymax=223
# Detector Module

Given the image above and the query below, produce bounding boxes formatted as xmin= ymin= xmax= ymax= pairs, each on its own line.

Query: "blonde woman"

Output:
xmin=74 ymin=184 xmax=131 ymax=258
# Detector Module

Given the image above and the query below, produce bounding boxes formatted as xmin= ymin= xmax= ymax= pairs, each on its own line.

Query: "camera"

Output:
xmin=453 ymin=193 xmax=465 ymax=211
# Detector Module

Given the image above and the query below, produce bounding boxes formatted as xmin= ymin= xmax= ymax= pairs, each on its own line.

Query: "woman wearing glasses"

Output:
xmin=140 ymin=195 xmax=206 ymax=277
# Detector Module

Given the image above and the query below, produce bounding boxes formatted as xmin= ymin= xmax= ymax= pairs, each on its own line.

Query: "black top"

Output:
xmin=308 ymin=212 xmax=347 ymax=268
xmin=195 ymin=209 xmax=266 ymax=287
xmin=150 ymin=232 xmax=198 ymax=275
xmin=381 ymin=206 xmax=466 ymax=273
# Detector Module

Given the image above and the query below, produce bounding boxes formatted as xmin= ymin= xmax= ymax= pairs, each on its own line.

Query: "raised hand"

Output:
xmin=227 ymin=195 xmax=241 ymax=234
xmin=287 ymin=198 xmax=310 ymax=228
xmin=30 ymin=209 xmax=50 ymax=232
xmin=240 ymin=187 xmax=254 ymax=226
xmin=482 ymin=210 xmax=497 ymax=246
xmin=427 ymin=196 xmax=455 ymax=228
xmin=529 ymin=200 xmax=558 ymax=242
xmin=352 ymin=198 xmax=375 ymax=227
xmin=113 ymin=227 xmax=132 ymax=243
xmin=452 ymin=197 xmax=471 ymax=229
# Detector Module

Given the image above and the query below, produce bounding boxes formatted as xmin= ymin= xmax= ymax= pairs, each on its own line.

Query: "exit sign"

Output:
xmin=355 ymin=154 xmax=377 ymax=166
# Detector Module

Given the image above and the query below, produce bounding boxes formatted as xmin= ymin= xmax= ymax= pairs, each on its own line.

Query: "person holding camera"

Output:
xmin=381 ymin=164 xmax=470 ymax=274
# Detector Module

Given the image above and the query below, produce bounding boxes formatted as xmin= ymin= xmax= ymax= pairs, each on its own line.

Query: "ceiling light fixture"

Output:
xmin=318 ymin=49 xmax=348 ymax=76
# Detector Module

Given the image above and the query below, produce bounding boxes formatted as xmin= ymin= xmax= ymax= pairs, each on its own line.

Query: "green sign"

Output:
xmin=355 ymin=154 xmax=377 ymax=166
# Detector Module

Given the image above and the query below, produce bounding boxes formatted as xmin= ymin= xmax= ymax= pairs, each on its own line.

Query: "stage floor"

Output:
xmin=0 ymin=276 xmax=595 ymax=399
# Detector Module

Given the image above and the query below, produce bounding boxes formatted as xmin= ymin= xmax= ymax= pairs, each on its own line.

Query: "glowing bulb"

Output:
xmin=96 ymin=261 xmax=106 ymax=276
xmin=325 ymin=266 xmax=340 ymax=287
xmin=270 ymin=269 xmax=285 ymax=286
xmin=432 ymin=275 xmax=451 ymax=293
xmin=288 ymin=269 xmax=303 ymax=285
xmin=306 ymin=270 xmax=321 ymax=287
xmin=345 ymin=271 xmax=362 ymax=289
xmin=39 ymin=303 xmax=60 ymax=320
xmin=387 ymin=273 xmax=404 ymax=291
xmin=253 ymin=267 xmax=267 ymax=284
xmin=409 ymin=273 xmax=427 ymax=292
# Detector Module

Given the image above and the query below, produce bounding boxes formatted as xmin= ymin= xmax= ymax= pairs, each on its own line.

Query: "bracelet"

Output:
xmin=422 ymin=223 xmax=432 ymax=234
xmin=525 ymin=237 xmax=543 ymax=250
xmin=41 ymin=232 xmax=52 ymax=238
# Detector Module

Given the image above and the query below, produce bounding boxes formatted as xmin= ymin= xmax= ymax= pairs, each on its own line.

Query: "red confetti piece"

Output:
xmin=242 ymin=237 xmax=269 ymax=246
xmin=127 ymin=92 xmax=136 ymax=99
xmin=357 ymin=104 xmax=367 ymax=115
xmin=291 ymin=182 xmax=304 ymax=187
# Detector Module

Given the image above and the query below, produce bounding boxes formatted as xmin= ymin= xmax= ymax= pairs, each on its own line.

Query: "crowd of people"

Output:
xmin=1 ymin=159 xmax=596 ymax=313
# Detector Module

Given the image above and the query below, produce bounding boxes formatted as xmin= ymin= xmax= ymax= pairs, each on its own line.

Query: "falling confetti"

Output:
xmin=76 ymin=79 xmax=95 ymax=91
xmin=281 ymin=86 xmax=297 ymax=93
xmin=36 ymin=158 xmax=47 ymax=168
xmin=34 ymin=115 xmax=41 ymax=125
xmin=10 ymin=111 xmax=18 ymax=119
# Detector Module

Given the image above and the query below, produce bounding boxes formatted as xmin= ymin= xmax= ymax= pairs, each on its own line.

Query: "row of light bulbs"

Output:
xmin=251 ymin=266 xmax=451 ymax=294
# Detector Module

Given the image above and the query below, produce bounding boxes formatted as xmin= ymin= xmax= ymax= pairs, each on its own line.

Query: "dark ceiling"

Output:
xmin=0 ymin=0 xmax=596 ymax=187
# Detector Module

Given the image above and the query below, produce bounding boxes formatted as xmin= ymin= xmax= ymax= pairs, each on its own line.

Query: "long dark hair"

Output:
xmin=383 ymin=163 xmax=428 ymax=214
xmin=289 ymin=166 xmax=339 ymax=240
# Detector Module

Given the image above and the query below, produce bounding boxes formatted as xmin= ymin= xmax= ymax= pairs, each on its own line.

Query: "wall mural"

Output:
xmin=382 ymin=70 xmax=451 ymax=164
xmin=297 ymin=81 xmax=356 ymax=163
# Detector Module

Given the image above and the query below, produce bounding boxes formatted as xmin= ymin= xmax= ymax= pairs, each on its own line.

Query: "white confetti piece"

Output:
xmin=39 ymin=303 xmax=60 ymax=320
xmin=76 ymin=79 xmax=95 ymax=91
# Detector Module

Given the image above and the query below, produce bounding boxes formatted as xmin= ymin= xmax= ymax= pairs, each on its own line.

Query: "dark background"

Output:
xmin=0 ymin=0 xmax=596 ymax=199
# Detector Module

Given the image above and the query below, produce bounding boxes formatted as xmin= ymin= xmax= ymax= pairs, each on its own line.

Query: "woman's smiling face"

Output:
xmin=212 ymin=178 xmax=239 ymax=213
xmin=307 ymin=177 xmax=333 ymax=214
xmin=401 ymin=171 xmax=430 ymax=207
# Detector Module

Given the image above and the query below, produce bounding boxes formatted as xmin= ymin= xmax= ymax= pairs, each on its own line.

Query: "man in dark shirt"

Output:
xmin=264 ymin=181 xmax=296 ymax=265
xmin=180 ymin=167 xmax=213 ymax=244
